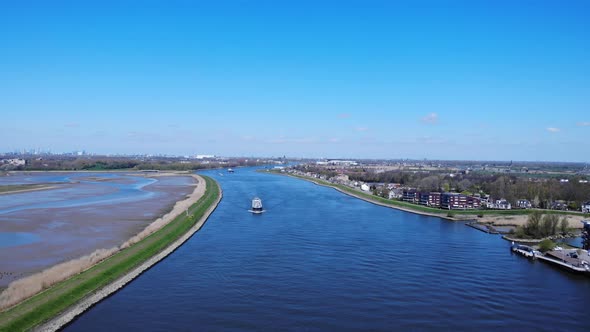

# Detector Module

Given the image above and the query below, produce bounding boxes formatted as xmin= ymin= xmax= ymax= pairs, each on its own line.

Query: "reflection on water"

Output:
xmin=559 ymin=237 xmax=583 ymax=248
xmin=0 ymin=232 xmax=40 ymax=248
xmin=0 ymin=174 xmax=157 ymax=215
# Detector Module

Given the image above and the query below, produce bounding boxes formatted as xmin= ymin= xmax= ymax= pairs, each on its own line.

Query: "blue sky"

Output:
xmin=1 ymin=1 xmax=588 ymax=161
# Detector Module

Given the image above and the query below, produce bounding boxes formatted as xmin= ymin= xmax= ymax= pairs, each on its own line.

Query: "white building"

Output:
xmin=388 ymin=189 xmax=403 ymax=199
xmin=328 ymin=160 xmax=358 ymax=166
xmin=2 ymin=158 xmax=26 ymax=166
xmin=332 ymin=174 xmax=350 ymax=183
xmin=195 ymin=154 xmax=215 ymax=159
xmin=496 ymin=199 xmax=512 ymax=210
xmin=487 ymin=198 xmax=512 ymax=210
xmin=517 ymin=199 xmax=532 ymax=209
xmin=361 ymin=184 xmax=370 ymax=192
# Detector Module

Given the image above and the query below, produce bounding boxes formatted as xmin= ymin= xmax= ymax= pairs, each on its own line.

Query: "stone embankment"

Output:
xmin=503 ymin=232 xmax=580 ymax=244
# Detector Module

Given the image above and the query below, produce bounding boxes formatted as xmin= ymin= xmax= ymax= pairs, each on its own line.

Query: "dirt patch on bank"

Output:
xmin=477 ymin=214 xmax=585 ymax=228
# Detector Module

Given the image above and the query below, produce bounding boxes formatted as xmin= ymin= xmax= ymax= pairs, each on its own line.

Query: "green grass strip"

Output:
xmin=0 ymin=175 xmax=220 ymax=332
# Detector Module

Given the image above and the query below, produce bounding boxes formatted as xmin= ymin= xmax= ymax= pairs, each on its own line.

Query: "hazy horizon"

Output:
xmin=2 ymin=1 xmax=588 ymax=162
xmin=3 ymin=150 xmax=589 ymax=166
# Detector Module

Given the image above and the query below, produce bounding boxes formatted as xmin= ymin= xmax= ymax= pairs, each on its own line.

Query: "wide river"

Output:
xmin=65 ymin=167 xmax=589 ymax=331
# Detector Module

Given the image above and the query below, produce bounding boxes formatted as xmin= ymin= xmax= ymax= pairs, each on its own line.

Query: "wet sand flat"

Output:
xmin=0 ymin=172 xmax=195 ymax=287
xmin=0 ymin=184 xmax=59 ymax=195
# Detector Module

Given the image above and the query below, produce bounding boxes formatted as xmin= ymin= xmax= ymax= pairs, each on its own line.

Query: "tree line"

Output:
xmin=297 ymin=166 xmax=590 ymax=209
xmin=7 ymin=157 xmax=267 ymax=172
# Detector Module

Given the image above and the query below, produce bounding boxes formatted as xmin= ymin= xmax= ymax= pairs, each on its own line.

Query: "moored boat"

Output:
xmin=511 ymin=244 xmax=537 ymax=258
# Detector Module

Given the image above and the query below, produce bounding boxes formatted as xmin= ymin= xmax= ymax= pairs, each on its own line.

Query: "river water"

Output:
xmin=65 ymin=167 xmax=590 ymax=331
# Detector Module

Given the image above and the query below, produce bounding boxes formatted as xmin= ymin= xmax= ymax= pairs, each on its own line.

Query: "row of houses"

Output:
xmin=520 ymin=200 xmax=589 ymax=212
xmin=400 ymin=190 xmax=484 ymax=210
xmin=293 ymin=169 xmax=590 ymax=213
xmin=399 ymin=191 xmax=590 ymax=212
xmin=398 ymin=189 xmax=522 ymax=210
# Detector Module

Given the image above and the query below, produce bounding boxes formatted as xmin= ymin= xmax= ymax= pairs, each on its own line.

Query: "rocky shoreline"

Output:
xmin=503 ymin=232 xmax=581 ymax=244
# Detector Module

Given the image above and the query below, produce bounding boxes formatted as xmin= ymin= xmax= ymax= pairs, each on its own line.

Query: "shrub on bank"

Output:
xmin=512 ymin=226 xmax=530 ymax=239
xmin=538 ymin=239 xmax=556 ymax=253
xmin=560 ymin=217 xmax=569 ymax=234
xmin=521 ymin=212 xmax=570 ymax=238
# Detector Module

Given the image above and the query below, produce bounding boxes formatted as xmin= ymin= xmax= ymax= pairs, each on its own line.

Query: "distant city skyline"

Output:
xmin=1 ymin=1 xmax=589 ymax=162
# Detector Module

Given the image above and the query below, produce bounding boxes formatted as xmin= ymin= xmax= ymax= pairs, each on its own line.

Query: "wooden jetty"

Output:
xmin=466 ymin=222 xmax=499 ymax=234
xmin=536 ymin=250 xmax=590 ymax=275
xmin=512 ymin=245 xmax=590 ymax=275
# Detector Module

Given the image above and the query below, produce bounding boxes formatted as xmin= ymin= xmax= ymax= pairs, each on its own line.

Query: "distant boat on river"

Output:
xmin=249 ymin=197 xmax=264 ymax=214
xmin=227 ymin=168 xmax=234 ymax=173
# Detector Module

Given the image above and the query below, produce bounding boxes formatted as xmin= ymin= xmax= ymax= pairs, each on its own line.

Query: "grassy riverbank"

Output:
xmin=0 ymin=176 xmax=220 ymax=332
xmin=266 ymin=170 xmax=586 ymax=219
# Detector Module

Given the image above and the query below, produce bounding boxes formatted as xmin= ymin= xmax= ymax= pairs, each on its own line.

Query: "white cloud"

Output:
xmin=421 ymin=113 xmax=438 ymax=124
xmin=577 ymin=122 xmax=590 ymax=127
xmin=546 ymin=127 xmax=560 ymax=133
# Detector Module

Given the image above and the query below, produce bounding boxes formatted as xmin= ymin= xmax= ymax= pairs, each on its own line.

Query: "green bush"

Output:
xmin=524 ymin=211 xmax=542 ymax=238
xmin=513 ymin=226 xmax=527 ymax=238
xmin=446 ymin=211 xmax=455 ymax=218
xmin=541 ymin=214 xmax=559 ymax=237
xmin=538 ymin=239 xmax=556 ymax=253
xmin=521 ymin=212 xmax=565 ymax=238
xmin=560 ymin=217 xmax=569 ymax=234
